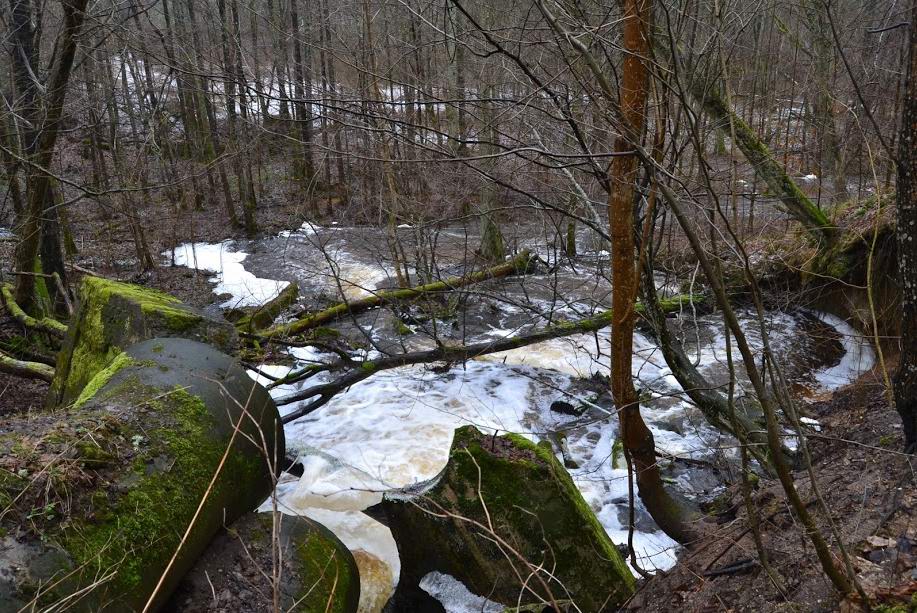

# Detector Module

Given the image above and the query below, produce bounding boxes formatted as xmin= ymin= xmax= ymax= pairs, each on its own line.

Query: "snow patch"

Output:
xmin=168 ymin=242 xmax=289 ymax=308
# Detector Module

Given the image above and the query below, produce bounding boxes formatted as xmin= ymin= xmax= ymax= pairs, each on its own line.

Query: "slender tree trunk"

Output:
xmin=611 ymin=0 xmax=697 ymax=544
xmin=289 ymin=0 xmax=315 ymax=183
xmin=321 ymin=0 xmax=345 ymax=184
xmin=803 ymin=0 xmax=846 ymax=201
xmin=894 ymin=0 xmax=917 ymax=453
xmin=231 ymin=0 xmax=258 ymax=234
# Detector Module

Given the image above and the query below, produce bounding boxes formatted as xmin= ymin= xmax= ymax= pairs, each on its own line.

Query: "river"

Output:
xmin=170 ymin=220 xmax=876 ymax=612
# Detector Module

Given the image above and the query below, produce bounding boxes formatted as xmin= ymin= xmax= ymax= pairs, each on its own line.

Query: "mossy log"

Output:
xmin=262 ymin=250 xmax=535 ymax=339
xmin=170 ymin=511 xmax=359 ymax=613
xmin=232 ymin=282 xmax=299 ymax=333
xmin=0 ymin=338 xmax=284 ymax=612
xmin=0 ymin=282 xmax=67 ymax=338
xmin=380 ymin=426 xmax=635 ymax=611
xmin=692 ymin=82 xmax=835 ymax=245
xmin=48 ymin=276 xmax=238 ymax=408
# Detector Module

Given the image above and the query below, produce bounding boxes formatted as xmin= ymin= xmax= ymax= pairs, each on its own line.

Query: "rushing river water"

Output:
xmin=170 ymin=221 xmax=876 ymax=612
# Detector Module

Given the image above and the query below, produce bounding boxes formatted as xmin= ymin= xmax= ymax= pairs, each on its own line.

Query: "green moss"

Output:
xmin=0 ymin=283 xmax=67 ymax=335
xmin=60 ymin=386 xmax=263 ymax=602
xmin=0 ymin=467 xmax=27 ymax=509
xmin=293 ymin=531 xmax=356 ymax=612
xmin=72 ymin=353 xmax=136 ymax=408
xmin=611 ymin=438 xmax=624 ymax=469
xmin=441 ymin=426 xmax=635 ymax=604
xmin=874 ymin=594 xmax=917 ymax=613
xmin=309 ymin=327 xmax=341 ymax=340
xmin=74 ymin=441 xmax=115 ymax=467
xmin=51 ymin=277 xmax=223 ymax=407
xmin=697 ymin=84 xmax=832 ymax=244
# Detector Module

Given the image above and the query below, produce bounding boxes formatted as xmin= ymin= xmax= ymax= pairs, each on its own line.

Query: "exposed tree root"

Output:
xmin=0 ymin=349 xmax=54 ymax=382
xmin=0 ymin=283 xmax=67 ymax=338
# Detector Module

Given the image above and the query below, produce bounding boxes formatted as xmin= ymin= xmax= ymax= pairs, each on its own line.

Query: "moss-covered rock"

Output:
xmin=169 ymin=512 xmax=359 ymax=612
xmin=0 ymin=338 xmax=283 ymax=612
xmin=48 ymin=277 xmax=238 ymax=408
xmin=381 ymin=426 xmax=635 ymax=611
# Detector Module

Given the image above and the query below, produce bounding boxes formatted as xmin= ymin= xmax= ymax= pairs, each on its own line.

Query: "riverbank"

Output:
xmin=628 ymin=359 xmax=914 ymax=612
xmin=0 ymin=203 xmax=912 ymax=612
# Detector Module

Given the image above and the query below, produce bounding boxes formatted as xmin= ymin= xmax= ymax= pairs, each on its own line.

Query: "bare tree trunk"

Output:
xmin=231 ymin=0 xmax=259 ymax=235
xmin=289 ymin=0 xmax=315 ymax=183
xmin=320 ymin=0 xmax=346 ymax=185
xmin=610 ymin=0 xmax=697 ymax=544
xmin=894 ymin=0 xmax=917 ymax=453
xmin=12 ymin=0 xmax=89 ymax=314
xmin=802 ymin=0 xmax=847 ymax=201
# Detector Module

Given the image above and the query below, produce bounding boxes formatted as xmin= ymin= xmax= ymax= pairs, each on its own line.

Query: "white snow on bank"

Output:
xmin=810 ymin=311 xmax=876 ymax=389
xmin=168 ymin=242 xmax=289 ymax=308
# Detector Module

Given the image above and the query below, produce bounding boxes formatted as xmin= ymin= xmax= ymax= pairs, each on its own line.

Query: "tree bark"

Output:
xmin=610 ymin=0 xmax=698 ymax=544
xmin=0 ymin=349 xmax=53 ymax=382
xmin=894 ymin=0 xmax=917 ymax=453
xmin=275 ymin=293 xmax=700 ymax=422
xmin=289 ymin=0 xmax=315 ymax=182
xmin=262 ymin=249 xmax=535 ymax=339
xmin=802 ymin=0 xmax=847 ymax=201
xmin=12 ymin=0 xmax=89 ymax=315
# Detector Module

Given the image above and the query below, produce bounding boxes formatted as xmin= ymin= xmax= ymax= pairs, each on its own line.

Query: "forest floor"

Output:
xmin=628 ymin=357 xmax=917 ymax=613
xmin=0 ymin=194 xmax=914 ymax=612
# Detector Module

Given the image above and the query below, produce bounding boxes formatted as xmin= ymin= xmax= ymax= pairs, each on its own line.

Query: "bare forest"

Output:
xmin=0 ymin=0 xmax=914 ymax=611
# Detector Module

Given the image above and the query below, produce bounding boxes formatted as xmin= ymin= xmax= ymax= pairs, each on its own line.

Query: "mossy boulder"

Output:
xmin=380 ymin=426 xmax=635 ymax=611
xmin=169 ymin=511 xmax=359 ymax=612
xmin=0 ymin=338 xmax=283 ymax=612
xmin=48 ymin=277 xmax=238 ymax=408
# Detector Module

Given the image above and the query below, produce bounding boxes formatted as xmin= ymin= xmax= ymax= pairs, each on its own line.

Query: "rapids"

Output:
xmin=170 ymin=222 xmax=876 ymax=611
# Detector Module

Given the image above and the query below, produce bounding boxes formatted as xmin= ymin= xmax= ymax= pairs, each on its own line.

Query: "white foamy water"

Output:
xmin=811 ymin=311 xmax=876 ymax=389
xmin=174 ymin=232 xmax=877 ymax=611
xmin=420 ymin=572 xmax=503 ymax=613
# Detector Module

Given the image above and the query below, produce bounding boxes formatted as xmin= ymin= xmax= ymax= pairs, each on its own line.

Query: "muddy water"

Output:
xmin=173 ymin=222 xmax=876 ymax=612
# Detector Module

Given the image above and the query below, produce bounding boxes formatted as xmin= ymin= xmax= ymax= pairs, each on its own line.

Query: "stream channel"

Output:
xmin=169 ymin=221 xmax=876 ymax=612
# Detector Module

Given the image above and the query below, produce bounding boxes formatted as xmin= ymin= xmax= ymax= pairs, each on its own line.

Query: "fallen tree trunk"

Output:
xmin=277 ymin=294 xmax=699 ymax=423
xmin=639 ymin=267 xmax=792 ymax=473
xmin=233 ymin=282 xmax=299 ymax=332
xmin=691 ymin=82 xmax=835 ymax=246
xmin=262 ymin=249 xmax=535 ymax=339
xmin=0 ymin=349 xmax=54 ymax=382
